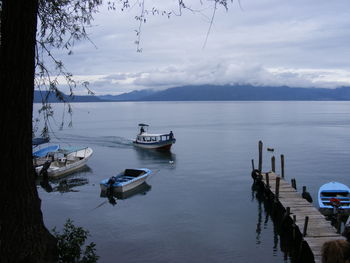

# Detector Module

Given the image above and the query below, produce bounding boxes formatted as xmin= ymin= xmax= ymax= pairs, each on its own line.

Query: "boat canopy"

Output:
xmin=33 ymin=145 xmax=59 ymax=157
xmin=32 ymin=137 xmax=49 ymax=146
xmin=138 ymin=133 xmax=169 ymax=137
xmin=138 ymin=123 xmax=149 ymax=127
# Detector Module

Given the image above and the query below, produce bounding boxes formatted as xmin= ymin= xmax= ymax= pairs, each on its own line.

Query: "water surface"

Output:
xmin=35 ymin=101 xmax=350 ymax=263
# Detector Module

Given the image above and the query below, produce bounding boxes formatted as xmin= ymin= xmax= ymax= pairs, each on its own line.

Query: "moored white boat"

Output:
xmin=133 ymin=124 xmax=175 ymax=150
xmin=35 ymin=147 xmax=93 ymax=178
xmin=100 ymin=168 xmax=152 ymax=193
xmin=318 ymin=181 xmax=350 ymax=215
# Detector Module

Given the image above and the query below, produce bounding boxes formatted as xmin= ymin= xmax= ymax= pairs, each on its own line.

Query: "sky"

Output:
xmin=49 ymin=0 xmax=350 ymax=95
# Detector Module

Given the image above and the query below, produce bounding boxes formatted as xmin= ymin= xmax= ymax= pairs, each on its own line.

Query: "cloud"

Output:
xmin=45 ymin=0 xmax=350 ymax=94
xmin=62 ymin=62 xmax=350 ymax=95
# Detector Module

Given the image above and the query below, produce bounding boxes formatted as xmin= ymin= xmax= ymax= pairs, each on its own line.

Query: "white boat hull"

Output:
xmin=100 ymin=176 xmax=147 ymax=193
xmin=133 ymin=139 xmax=175 ymax=150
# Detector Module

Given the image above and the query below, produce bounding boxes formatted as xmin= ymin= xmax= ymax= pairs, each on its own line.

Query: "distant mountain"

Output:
xmin=100 ymin=85 xmax=350 ymax=101
xmin=34 ymin=85 xmax=350 ymax=102
xmin=99 ymin=89 xmax=157 ymax=101
xmin=33 ymin=90 xmax=105 ymax=103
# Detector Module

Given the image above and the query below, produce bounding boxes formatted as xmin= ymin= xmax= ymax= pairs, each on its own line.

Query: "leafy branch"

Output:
xmin=52 ymin=219 xmax=99 ymax=263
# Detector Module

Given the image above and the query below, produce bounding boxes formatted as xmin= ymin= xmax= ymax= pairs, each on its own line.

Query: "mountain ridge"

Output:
xmin=100 ymin=85 xmax=350 ymax=101
xmin=33 ymin=85 xmax=350 ymax=103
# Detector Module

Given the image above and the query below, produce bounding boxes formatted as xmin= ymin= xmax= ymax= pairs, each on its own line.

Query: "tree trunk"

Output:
xmin=0 ymin=1 xmax=57 ymax=262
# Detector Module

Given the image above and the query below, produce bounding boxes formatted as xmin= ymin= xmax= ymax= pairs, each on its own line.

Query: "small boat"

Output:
xmin=100 ymin=168 xmax=152 ymax=193
xmin=133 ymin=124 xmax=176 ymax=150
xmin=35 ymin=147 xmax=93 ymax=178
xmin=318 ymin=182 xmax=350 ymax=215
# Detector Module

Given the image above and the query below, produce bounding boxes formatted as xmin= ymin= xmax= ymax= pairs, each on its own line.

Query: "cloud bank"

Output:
xmin=45 ymin=0 xmax=350 ymax=95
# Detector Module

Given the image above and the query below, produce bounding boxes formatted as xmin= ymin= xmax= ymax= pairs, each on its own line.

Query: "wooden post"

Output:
xmin=286 ymin=207 xmax=290 ymax=216
xmin=266 ymin=173 xmax=270 ymax=189
xmin=275 ymin=177 xmax=280 ymax=201
xmin=281 ymin=154 xmax=285 ymax=178
xmin=343 ymin=216 xmax=350 ymax=241
xmin=303 ymin=216 xmax=309 ymax=237
xmin=251 ymin=159 xmax=255 ymax=171
xmin=293 ymin=215 xmax=297 ymax=240
xmin=291 ymin=178 xmax=297 ymax=190
xmin=337 ymin=214 xmax=342 ymax=234
xmin=271 ymin=156 xmax=275 ymax=173
xmin=258 ymin=140 xmax=263 ymax=174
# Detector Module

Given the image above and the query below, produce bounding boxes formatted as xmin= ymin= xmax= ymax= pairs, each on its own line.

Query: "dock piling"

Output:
xmin=286 ymin=207 xmax=290 ymax=216
xmin=275 ymin=177 xmax=280 ymax=201
xmin=271 ymin=156 xmax=275 ymax=173
xmin=291 ymin=178 xmax=297 ymax=190
xmin=303 ymin=216 xmax=309 ymax=237
xmin=293 ymin=215 xmax=297 ymax=239
xmin=266 ymin=173 xmax=270 ymax=189
xmin=337 ymin=214 xmax=342 ymax=234
xmin=258 ymin=140 xmax=263 ymax=174
xmin=281 ymin=154 xmax=285 ymax=178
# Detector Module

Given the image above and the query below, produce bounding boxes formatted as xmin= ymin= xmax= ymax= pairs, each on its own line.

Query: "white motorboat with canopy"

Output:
xmin=133 ymin=124 xmax=176 ymax=150
xmin=35 ymin=146 xmax=93 ymax=178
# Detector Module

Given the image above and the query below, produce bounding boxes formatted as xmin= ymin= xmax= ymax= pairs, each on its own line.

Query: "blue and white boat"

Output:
xmin=318 ymin=182 xmax=350 ymax=215
xmin=100 ymin=168 xmax=152 ymax=193
xmin=133 ymin=124 xmax=176 ymax=150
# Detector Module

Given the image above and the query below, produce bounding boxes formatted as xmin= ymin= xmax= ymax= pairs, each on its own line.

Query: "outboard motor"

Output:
xmin=106 ymin=176 xmax=116 ymax=196
xmin=39 ymin=160 xmax=52 ymax=180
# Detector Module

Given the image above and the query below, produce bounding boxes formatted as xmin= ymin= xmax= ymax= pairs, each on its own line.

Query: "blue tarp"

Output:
xmin=33 ymin=145 xmax=60 ymax=157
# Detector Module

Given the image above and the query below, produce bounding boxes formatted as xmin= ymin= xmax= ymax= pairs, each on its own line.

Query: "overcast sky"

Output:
xmin=49 ymin=0 xmax=350 ymax=95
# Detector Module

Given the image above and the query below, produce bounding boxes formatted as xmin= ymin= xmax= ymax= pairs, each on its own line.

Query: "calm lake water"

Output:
xmin=34 ymin=101 xmax=350 ymax=263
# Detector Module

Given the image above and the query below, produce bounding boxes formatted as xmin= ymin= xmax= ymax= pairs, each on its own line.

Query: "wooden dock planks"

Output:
xmin=262 ymin=172 xmax=345 ymax=263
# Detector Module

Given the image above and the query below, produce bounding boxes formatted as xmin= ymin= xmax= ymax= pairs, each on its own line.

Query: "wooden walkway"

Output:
xmin=262 ymin=172 xmax=345 ymax=263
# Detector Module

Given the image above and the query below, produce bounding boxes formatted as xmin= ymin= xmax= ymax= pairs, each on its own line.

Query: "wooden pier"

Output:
xmin=252 ymin=141 xmax=346 ymax=263
xmin=261 ymin=172 xmax=345 ymax=262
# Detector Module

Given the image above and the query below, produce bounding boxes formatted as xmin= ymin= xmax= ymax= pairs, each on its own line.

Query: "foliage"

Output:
xmin=52 ymin=219 xmax=99 ymax=263
xmin=35 ymin=0 xmax=102 ymax=137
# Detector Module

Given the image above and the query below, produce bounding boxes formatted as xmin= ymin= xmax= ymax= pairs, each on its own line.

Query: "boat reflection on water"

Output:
xmin=134 ymin=147 xmax=176 ymax=168
xmin=100 ymin=182 xmax=152 ymax=206
xmin=37 ymin=166 xmax=92 ymax=193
